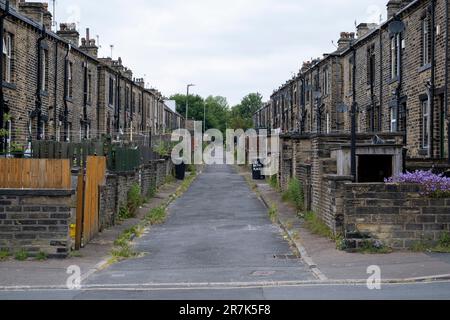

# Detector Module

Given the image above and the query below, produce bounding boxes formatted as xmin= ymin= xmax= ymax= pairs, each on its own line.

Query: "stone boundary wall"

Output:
xmin=0 ymin=190 xmax=75 ymax=258
xmin=343 ymin=183 xmax=450 ymax=249
xmin=99 ymin=158 xmax=174 ymax=230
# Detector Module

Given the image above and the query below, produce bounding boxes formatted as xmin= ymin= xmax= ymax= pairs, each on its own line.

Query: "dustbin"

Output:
xmin=175 ymin=159 xmax=186 ymax=180
xmin=252 ymin=159 xmax=265 ymax=180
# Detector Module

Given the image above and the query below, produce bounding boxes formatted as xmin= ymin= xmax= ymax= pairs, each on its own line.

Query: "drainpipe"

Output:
xmin=82 ymin=61 xmax=88 ymax=140
xmin=379 ymin=29 xmax=383 ymax=132
xmin=446 ymin=0 xmax=450 ymax=164
xmin=351 ymin=46 xmax=357 ymax=182
xmin=116 ymin=73 xmax=120 ymax=139
xmin=63 ymin=44 xmax=71 ymax=142
xmin=53 ymin=41 xmax=58 ymax=140
xmin=35 ymin=24 xmax=47 ymax=141
xmin=430 ymin=0 xmax=436 ymax=159
xmin=299 ymin=75 xmax=306 ymax=134
xmin=0 ymin=0 xmax=9 ymax=153
xmin=428 ymin=0 xmax=436 ymax=159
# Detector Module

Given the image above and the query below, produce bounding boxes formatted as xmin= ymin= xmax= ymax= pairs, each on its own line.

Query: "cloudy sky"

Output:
xmin=52 ymin=0 xmax=388 ymax=106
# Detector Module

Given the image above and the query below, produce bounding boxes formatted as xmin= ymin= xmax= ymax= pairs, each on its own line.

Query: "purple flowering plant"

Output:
xmin=385 ymin=170 xmax=450 ymax=198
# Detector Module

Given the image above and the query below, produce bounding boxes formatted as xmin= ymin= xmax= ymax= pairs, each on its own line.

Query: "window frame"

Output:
xmin=422 ymin=99 xmax=430 ymax=149
xmin=3 ymin=33 xmax=12 ymax=83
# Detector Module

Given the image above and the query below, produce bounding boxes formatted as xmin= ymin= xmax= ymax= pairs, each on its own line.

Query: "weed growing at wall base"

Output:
xmin=0 ymin=249 xmax=11 ymax=261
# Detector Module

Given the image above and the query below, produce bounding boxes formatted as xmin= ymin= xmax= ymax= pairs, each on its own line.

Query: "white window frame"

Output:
xmin=390 ymin=35 xmax=400 ymax=80
xmin=41 ymin=49 xmax=48 ymax=92
xmin=3 ymin=33 xmax=12 ymax=83
xmin=422 ymin=17 xmax=430 ymax=66
xmin=390 ymin=106 xmax=398 ymax=132
xmin=422 ymin=100 xmax=430 ymax=149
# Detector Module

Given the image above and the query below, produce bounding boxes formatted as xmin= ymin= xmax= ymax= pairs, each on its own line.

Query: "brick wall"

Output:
xmin=344 ymin=183 xmax=450 ymax=249
xmin=0 ymin=190 xmax=74 ymax=258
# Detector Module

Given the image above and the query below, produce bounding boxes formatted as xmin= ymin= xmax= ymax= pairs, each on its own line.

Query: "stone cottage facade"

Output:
xmin=0 ymin=0 xmax=183 ymax=153
xmin=254 ymin=0 xmax=450 ymax=248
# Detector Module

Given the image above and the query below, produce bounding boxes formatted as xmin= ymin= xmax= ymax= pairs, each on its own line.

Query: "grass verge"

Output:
xmin=411 ymin=232 xmax=450 ymax=253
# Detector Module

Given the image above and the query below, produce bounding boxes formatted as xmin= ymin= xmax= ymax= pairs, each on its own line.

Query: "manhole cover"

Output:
xmin=252 ymin=271 xmax=276 ymax=276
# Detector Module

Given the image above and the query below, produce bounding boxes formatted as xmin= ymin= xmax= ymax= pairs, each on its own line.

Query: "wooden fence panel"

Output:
xmin=0 ymin=159 xmax=71 ymax=189
xmin=81 ymin=156 xmax=106 ymax=244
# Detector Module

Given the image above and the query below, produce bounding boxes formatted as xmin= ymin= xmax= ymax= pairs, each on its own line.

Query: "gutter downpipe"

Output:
xmin=351 ymin=44 xmax=357 ymax=182
xmin=445 ymin=0 xmax=449 ymax=164
xmin=53 ymin=39 xmax=58 ymax=140
xmin=429 ymin=0 xmax=436 ymax=159
xmin=63 ymin=44 xmax=71 ymax=142
xmin=0 ymin=0 xmax=9 ymax=153
xmin=36 ymin=24 xmax=46 ymax=141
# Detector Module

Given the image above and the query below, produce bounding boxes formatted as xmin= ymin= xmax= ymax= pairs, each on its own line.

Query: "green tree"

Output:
xmin=229 ymin=93 xmax=263 ymax=130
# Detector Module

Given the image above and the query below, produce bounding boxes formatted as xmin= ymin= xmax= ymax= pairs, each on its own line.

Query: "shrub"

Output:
xmin=36 ymin=251 xmax=48 ymax=261
xmin=146 ymin=206 xmax=167 ymax=225
xmin=385 ymin=170 xmax=450 ymax=198
xmin=303 ymin=212 xmax=333 ymax=239
xmin=282 ymin=178 xmax=304 ymax=210
xmin=15 ymin=249 xmax=29 ymax=261
xmin=127 ymin=183 xmax=143 ymax=217
xmin=268 ymin=205 xmax=278 ymax=223
xmin=268 ymin=175 xmax=278 ymax=190
xmin=118 ymin=206 xmax=132 ymax=220
xmin=0 ymin=249 xmax=11 ymax=261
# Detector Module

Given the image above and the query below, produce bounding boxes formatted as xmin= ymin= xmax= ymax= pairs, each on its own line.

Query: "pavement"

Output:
xmin=84 ymin=164 xmax=314 ymax=286
xmin=1 ymin=165 xmax=450 ymax=300
xmin=236 ymin=167 xmax=450 ymax=282
xmin=0 ymin=178 xmax=184 ymax=289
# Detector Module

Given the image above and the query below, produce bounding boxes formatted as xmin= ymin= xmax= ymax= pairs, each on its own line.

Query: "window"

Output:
xmin=422 ymin=99 xmax=430 ymax=149
xmin=390 ymin=35 xmax=400 ymax=79
xmin=109 ymin=77 xmax=114 ymax=106
xmin=2 ymin=33 xmax=12 ymax=83
xmin=323 ymin=68 xmax=330 ymax=96
xmin=390 ymin=106 xmax=398 ymax=132
xmin=306 ymin=79 xmax=310 ymax=103
xmin=41 ymin=49 xmax=48 ymax=92
xmin=398 ymin=102 xmax=406 ymax=132
xmin=67 ymin=62 xmax=73 ymax=98
xmin=367 ymin=44 xmax=376 ymax=86
xmin=86 ymin=70 xmax=92 ymax=104
xmin=422 ymin=16 xmax=432 ymax=66
xmin=125 ymin=87 xmax=130 ymax=111
xmin=348 ymin=58 xmax=353 ymax=93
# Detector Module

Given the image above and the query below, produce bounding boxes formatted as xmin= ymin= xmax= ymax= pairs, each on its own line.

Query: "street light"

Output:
xmin=186 ymin=84 xmax=195 ymax=129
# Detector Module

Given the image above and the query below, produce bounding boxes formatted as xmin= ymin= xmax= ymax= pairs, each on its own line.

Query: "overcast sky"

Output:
xmin=51 ymin=0 xmax=388 ymax=106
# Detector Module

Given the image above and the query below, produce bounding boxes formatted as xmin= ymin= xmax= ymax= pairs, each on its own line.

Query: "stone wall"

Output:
xmin=98 ymin=158 xmax=173 ymax=229
xmin=343 ymin=183 xmax=450 ymax=249
xmin=0 ymin=190 xmax=75 ymax=258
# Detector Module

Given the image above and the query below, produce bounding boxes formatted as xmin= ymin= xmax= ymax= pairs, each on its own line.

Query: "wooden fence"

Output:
xmin=75 ymin=156 xmax=106 ymax=249
xmin=0 ymin=159 xmax=71 ymax=189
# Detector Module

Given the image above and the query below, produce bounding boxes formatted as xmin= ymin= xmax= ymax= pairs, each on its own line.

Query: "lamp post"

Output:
xmin=185 ymin=84 xmax=195 ymax=129
xmin=203 ymin=102 xmax=206 ymax=133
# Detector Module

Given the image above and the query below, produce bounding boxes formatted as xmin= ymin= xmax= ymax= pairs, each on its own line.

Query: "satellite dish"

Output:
xmin=388 ymin=20 xmax=405 ymax=35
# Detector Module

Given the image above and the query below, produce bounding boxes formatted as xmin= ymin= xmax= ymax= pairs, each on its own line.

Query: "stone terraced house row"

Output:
xmin=254 ymin=0 xmax=450 ymax=249
xmin=256 ymin=0 xmax=449 ymax=171
xmin=0 ymin=0 xmax=183 ymax=152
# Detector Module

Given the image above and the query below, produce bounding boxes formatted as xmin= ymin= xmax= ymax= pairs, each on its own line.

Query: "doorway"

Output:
xmin=358 ymin=155 xmax=393 ymax=183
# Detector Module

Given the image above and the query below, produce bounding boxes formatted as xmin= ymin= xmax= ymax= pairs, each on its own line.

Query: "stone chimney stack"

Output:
xmin=356 ymin=23 xmax=378 ymax=38
xmin=134 ymin=78 xmax=145 ymax=88
xmin=9 ymin=0 xmax=22 ymax=10
xmin=387 ymin=0 xmax=402 ymax=19
xmin=337 ymin=32 xmax=355 ymax=51
xmin=18 ymin=1 xmax=52 ymax=29
xmin=80 ymin=28 xmax=99 ymax=57
xmin=57 ymin=23 xmax=80 ymax=47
